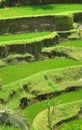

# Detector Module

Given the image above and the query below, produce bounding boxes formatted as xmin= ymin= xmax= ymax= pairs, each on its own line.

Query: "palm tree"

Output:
xmin=0 ymin=108 xmax=29 ymax=130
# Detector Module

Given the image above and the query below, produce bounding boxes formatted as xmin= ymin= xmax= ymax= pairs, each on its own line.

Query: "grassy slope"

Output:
xmin=0 ymin=4 xmax=82 ymax=19
xmin=59 ymin=40 xmax=82 ymax=47
xmin=23 ymin=89 xmax=82 ymax=123
xmin=59 ymin=119 xmax=82 ymax=130
xmin=0 ymin=59 xmax=82 ymax=85
xmin=42 ymin=45 xmax=82 ymax=60
xmin=32 ymin=100 xmax=82 ymax=130
xmin=42 ymin=39 xmax=82 ymax=60
xmin=0 ymin=31 xmax=57 ymax=46
xmin=1 ymin=65 xmax=82 ymax=105
xmin=0 ymin=58 xmax=82 ymax=129
xmin=0 ymin=3 xmax=81 ymax=130
xmin=1 ymin=90 xmax=82 ymax=130
xmin=0 ymin=127 xmax=20 ymax=130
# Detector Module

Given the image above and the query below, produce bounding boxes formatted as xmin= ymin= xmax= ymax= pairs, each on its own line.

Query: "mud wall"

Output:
xmin=0 ymin=15 xmax=73 ymax=35
xmin=73 ymin=12 xmax=82 ymax=22
xmin=0 ymin=35 xmax=59 ymax=59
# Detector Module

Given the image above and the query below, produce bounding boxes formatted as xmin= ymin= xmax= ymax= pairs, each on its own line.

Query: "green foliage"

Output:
xmin=0 ymin=4 xmax=82 ymax=19
xmin=59 ymin=40 xmax=82 ymax=47
xmin=59 ymin=119 xmax=82 ymax=130
xmin=42 ymin=45 xmax=82 ymax=60
xmin=1 ymin=64 xmax=82 ymax=105
xmin=5 ymin=53 xmax=34 ymax=64
xmin=55 ymin=15 xmax=73 ymax=31
xmin=0 ymin=79 xmax=3 ymax=89
xmin=0 ymin=109 xmax=29 ymax=130
xmin=0 ymin=60 xmax=6 ymax=67
xmin=23 ymin=89 xmax=82 ymax=123
xmin=32 ymin=100 xmax=82 ymax=130
xmin=0 ymin=59 xmax=82 ymax=85
xmin=0 ymin=32 xmax=56 ymax=46
xmin=0 ymin=2 xmax=81 ymax=130
xmin=47 ymin=100 xmax=58 ymax=130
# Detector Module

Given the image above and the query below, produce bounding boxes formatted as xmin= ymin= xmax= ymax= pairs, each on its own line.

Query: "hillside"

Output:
xmin=0 ymin=0 xmax=82 ymax=130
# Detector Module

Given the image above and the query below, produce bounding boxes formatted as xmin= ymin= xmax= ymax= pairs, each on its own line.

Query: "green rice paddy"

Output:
xmin=23 ymin=89 xmax=82 ymax=123
xmin=0 ymin=1 xmax=82 ymax=130
xmin=60 ymin=40 xmax=82 ymax=47
xmin=0 ymin=59 xmax=82 ymax=85
xmin=0 ymin=4 xmax=82 ymax=19
xmin=0 ymin=31 xmax=57 ymax=46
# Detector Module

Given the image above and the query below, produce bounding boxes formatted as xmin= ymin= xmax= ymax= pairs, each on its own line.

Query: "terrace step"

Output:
xmin=0 ymin=59 xmax=81 ymax=85
xmin=0 ymin=4 xmax=82 ymax=34
xmin=0 ymin=15 xmax=73 ymax=35
xmin=1 ymin=64 xmax=82 ymax=109
xmin=42 ymin=46 xmax=82 ymax=60
xmin=32 ymin=100 xmax=82 ymax=130
xmin=57 ymin=119 xmax=82 ymax=130
xmin=0 ymin=2 xmax=81 ymax=130
xmin=0 ymin=31 xmax=59 ymax=59
xmin=0 ymin=4 xmax=82 ymax=20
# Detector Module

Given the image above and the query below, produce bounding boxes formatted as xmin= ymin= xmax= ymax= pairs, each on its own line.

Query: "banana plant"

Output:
xmin=0 ymin=108 xmax=29 ymax=130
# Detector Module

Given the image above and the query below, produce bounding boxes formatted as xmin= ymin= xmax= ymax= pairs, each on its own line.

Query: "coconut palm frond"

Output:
xmin=0 ymin=109 xmax=29 ymax=130
xmin=9 ymin=113 xmax=29 ymax=130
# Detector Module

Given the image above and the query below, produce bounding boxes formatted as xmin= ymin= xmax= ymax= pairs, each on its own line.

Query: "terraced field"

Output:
xmin=0 ymin=0 xmax=82 ymax=130
xmin=0 ymin=4 xmax=82 ymax=19
xmin=0 ymin=31 xmax=57 ymax=45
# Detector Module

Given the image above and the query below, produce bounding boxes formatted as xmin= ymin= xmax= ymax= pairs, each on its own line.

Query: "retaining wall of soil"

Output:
xmin=19 ymin=86 xmax=82 ymax=108
xmin=54 ymin=107 xmax=82 ymax=130
xmin=0 ymin=35 xmax=59 ymax=59
xmin=0 ymin=15 xmax=73 ymax=35
xmin=73 ymin=12 xmax=82 ymax=22
xmin=54 ymin=114 xmax=78 ymax=130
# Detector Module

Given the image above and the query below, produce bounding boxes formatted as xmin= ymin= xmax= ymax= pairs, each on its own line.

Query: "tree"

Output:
xmin=0 ymin=108 xmax=29 ymax=130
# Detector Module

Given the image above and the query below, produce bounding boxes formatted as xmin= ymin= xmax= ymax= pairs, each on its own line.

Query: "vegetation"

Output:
xmin=0 ymin=60 xmax=6 ymax=67
xmin=0 ymin=4 xmax=82 ymax=19
xmin=0 ymin=31 xmax=57 ymax=46
xmin=0 ymin=59 xmax=82 ymax=85
xmin=32 ymin=100 xmax=82 ymax=130
xmin=59 ymin=119 xmax=82 ymax=130
xmin=23 ymin=89 xmax=82 ymax=122
xmin=42 ymin=45 xmax=82 ymax=60
xmin=0 ymin=109 xmax=29 ymax=130
xmin=59 ymin=40 xmax=82 ymax=47
xmin=0 ymin=1 xmax=82 ymax=130
xmin=1 ymin=65 xmax=82 ymax=105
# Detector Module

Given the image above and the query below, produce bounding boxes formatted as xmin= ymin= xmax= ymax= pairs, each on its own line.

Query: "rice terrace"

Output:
xmin=0 ymin=0 xmax=82 ymax=130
